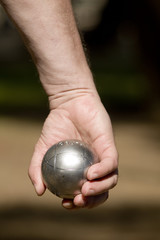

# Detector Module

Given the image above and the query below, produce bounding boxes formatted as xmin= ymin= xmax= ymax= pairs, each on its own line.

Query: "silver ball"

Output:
xmin=41 ymin=140 xmax=97 ymax=199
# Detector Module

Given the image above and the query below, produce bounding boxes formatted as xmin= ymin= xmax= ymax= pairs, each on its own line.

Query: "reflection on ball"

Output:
xmin=41 ymin=140 xmax=97 ymax=199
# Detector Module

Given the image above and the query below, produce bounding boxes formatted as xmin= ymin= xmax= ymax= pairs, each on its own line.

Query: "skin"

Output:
xmin=0 ymin=0 xmax=118 ymax=209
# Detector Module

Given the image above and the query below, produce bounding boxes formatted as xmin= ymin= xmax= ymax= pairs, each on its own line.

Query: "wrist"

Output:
xmin=38 ymin=65 xmax=97 ymax=95
xmin=42 ymin=73 xmax=99 ymax=110
xmin=49 ymin=87 xmax=100 ymax=110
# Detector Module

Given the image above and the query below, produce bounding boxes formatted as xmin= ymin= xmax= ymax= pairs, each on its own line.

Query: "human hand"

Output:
xmin=28 ymin=90 xmax=118 ymax=209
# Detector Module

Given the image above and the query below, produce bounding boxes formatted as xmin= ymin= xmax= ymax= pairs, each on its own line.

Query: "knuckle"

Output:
xmin=112 ymin=150 xmax=119 ymax=170
xmin=111 ymin=175 xmax=118 ymax=189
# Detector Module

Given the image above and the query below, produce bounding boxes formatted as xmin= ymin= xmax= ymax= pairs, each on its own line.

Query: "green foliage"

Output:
xmin=0 ymin=63 xmax=48 ymax=110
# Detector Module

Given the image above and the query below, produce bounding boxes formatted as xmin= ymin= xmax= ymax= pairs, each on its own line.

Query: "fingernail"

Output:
xmin=77 ymin=200 xmax=86 ymax=208
xmin=91 ymin=173 xmax=98 ymax=180
xmin=85 ymin=189 xmax=95 ymax=196
xmin=62 ymin=202 xmax=74 ymax=209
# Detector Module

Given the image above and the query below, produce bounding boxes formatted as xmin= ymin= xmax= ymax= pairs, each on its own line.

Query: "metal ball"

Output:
xmin=41 ymin=140 xmax=97 ymax=199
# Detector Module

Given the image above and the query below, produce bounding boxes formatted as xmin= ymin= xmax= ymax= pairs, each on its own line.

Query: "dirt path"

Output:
xmin=0 ymin=117 xmax=159 ymax=240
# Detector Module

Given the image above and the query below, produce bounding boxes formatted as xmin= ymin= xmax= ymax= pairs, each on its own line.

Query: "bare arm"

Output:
xmin=1 ymin=0 xmax=118 ymax=209
xmin=0 ymin=0 xmax=96 ymax=103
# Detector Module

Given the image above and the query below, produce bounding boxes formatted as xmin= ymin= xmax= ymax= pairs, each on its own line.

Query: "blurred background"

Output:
xmin=0 ymin=0 xmax=160 ymax=239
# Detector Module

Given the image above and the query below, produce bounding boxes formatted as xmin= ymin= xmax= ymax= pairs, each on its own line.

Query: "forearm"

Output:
xmin=0 ymin=0 xmax=96 ymax=101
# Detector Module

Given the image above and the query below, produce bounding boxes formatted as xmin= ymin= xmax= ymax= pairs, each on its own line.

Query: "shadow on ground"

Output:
xmin=0 ymin=204 xmax=159 ymax=240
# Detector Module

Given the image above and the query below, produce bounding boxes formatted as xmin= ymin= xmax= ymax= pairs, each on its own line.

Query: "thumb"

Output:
xmin=87 ymin=144 xmax=118 ymax=181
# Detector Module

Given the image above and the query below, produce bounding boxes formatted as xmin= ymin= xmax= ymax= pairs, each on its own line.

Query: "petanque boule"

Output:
xmin=41 ymin=139 xmax=97 ymax=199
